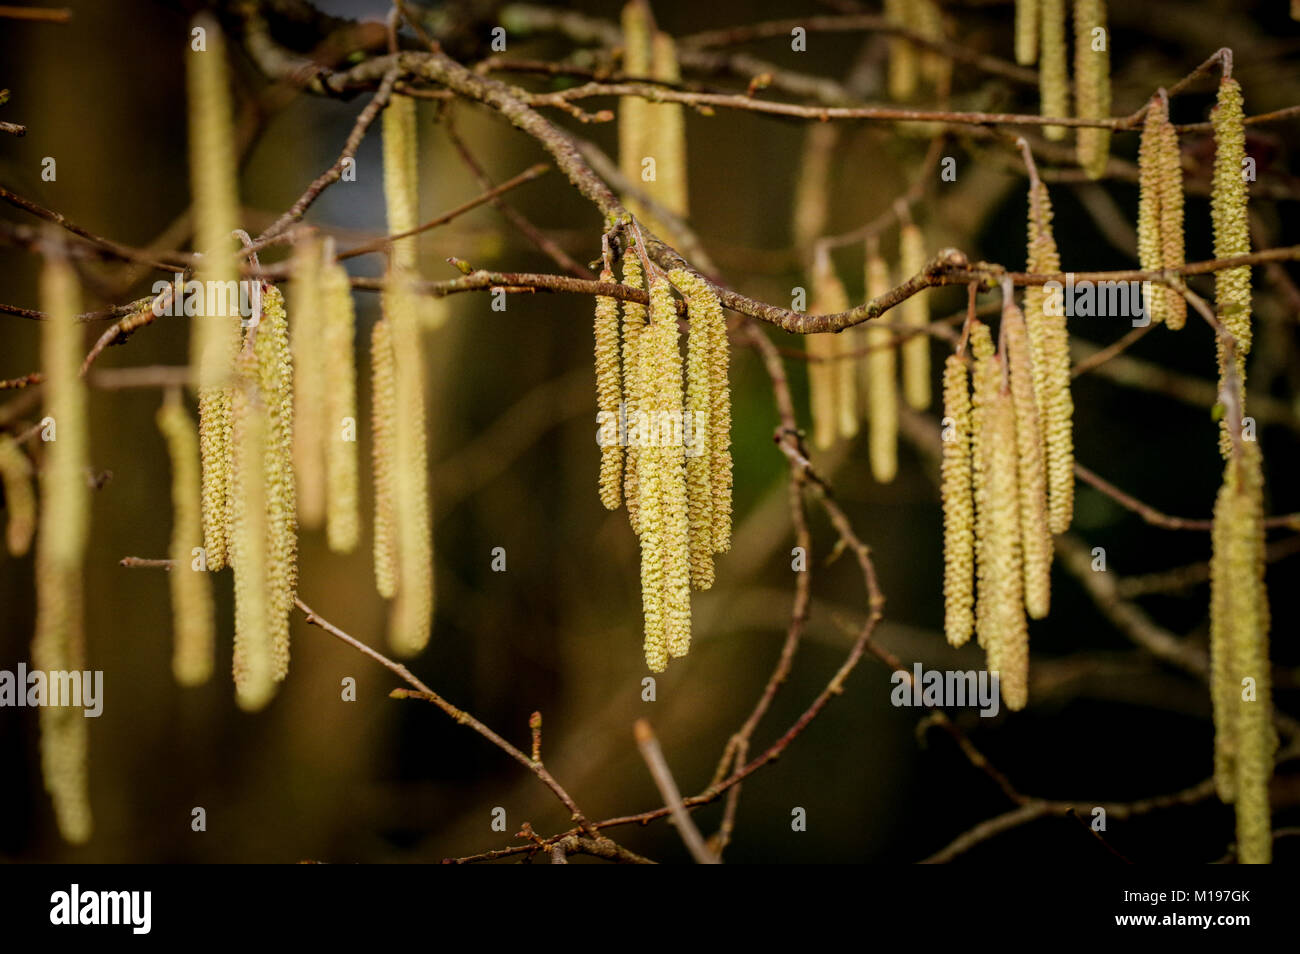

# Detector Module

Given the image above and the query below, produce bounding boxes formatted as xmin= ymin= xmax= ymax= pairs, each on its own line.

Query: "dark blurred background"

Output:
xmin=1 ymin=0 xmax=1298 ymax=863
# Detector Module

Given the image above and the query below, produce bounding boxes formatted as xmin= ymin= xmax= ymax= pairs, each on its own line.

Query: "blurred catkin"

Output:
xmin=619 ymin=1 xmax=654 ymax=222
xmin=885 ymin=0 xmax=918 ymax=100
xmin=1210 ymin=442 xmax=1274 ymax=862
xmin=322 ymin=260 xmax=361 ymax=553
xmin=0 ymin=435 xmax=34 ymax=556
xmin=941 ymin=354 xmax=974 ymax=647
xmin=157 ymin=396 xmax=216 ymax=687
xmin=650 ymin=31 xmax=689 ymax=219
xmin=384 ymin=270 xmax=435 ymax=657
xmin=1072 ymin=0 xmax=1111 ymax=179
xmin=1015 ymin=0 xmax=1039 ymax=65
xmin=864 ymin=247 xmax=898 ymax=483
xmin=1003 ymin=300 xmax=1053 ymax=619
xmin=1039 ymin=0 xmax=1069 ymax=140
xmin=34 ymin=250 xmax=92 ymax=843
xmin=290 ymin=238 xmax=326 ymax=529
xmin=370 ymin=318 xmax=398 ymax=599
xmin=594 ymin=269 xmax=624 ymax=512
xmin=382 ymin=94 xmax=419 ymax=271
xmin=1211 ymin=77 xmax=1251 ymax=457
xmin=899 ymin=223 xmax=931 ymax=410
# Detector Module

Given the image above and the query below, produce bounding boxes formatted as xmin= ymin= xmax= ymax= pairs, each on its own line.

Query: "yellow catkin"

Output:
xmin=188 ymin=12 xmax=240 ymax=571
xmin=34 ymin=251 xmax=92 ymax=843
xmin=621 ymin=252 xmax=646 ymax=532
xmin=864 ymin=249 xmax=898 ymax=483
xmin=1157 ymin=107 xmax=1187 ymax=330
xmin=619 ymin=1 xmax=654 ymax=223
xmin=807 ymin=251 xmax=854 ymax=447
xmin=1015 ymin=0 xmax=1039 ymax=65
xmin=670 ymin=268 xmax=730 ymax=584
xmin=322 ymin=261 xmax=360 ymax=553
xmin=985 ymin=379 xmax=1029 ymax=711
xmin=385 ymin=270 xmax=435 ymax=657
xmin=1073 ymin=0 xmax=1111 ymax=179
xmin=230 ymin=348 xmax=275 ymax=711
xmin=594 ymin=269 xmax=624 ymax=512
xmin=290 ymin=237 xmax=326 ymax=530
xmin=1137 ymin=95 xmax=1171 ymax=326
xmin=157 ymin=397 xmax=216 ymax=687
xmin=650 ymin=31 xmax=689 ymax=219
xmin=370 ymin=319 xmax=398 ymax=599
xmin=915 ymin=1 xmax=950 ymax=90
xmin=0 ymin=435 xmax=35 ymax=555
xmin=1039 ymin=0 xmax=1069 ymax=140
xmin=941 ymin=354 xmax=974 ymax=647
xmin=899 ymin=223 xmax=931 ymax=411
xmin=969 ymin=322 xmax=996 ymax=652
xmin=885 ymin=0 xmax=918 ymax=101
xmin=646 ymin=275 xmax=692 ymax=659
xmin=1025 ymin=180 xmax=1074 ymax=533
xmin=1003 ymin=300 xmax=1053 ymax=619
xmin=383 ymin=94 xmax=419 ymax=271
xmin=634 ymin=269 xmax=668 ymax=671
xmin=1210 ymin=442 xmax=1274 ymax=862
xmin=255 ymin=286 xmax=296 ymax=682
xmin=1211 ymin=77 xmax=1251 ymax=458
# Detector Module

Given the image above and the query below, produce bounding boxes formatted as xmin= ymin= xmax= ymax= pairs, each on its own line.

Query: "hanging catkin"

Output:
xmin=621 ymin=252 xmax=646 ymax=531
xmin=34 ymin=250 xmax=91 ymax=843
xmin=322 ymin=259 xmax=360 ymax=553
xmin=885 ymin=0 xmax=918 ymax=100
xmin=189 ymin=12 xmax=241 ymax=571
xmin=594 ymin=270 xmax=623 ymax=512
xmin=619 ymin=1 xmax=654 ymax=222
xmin=1039 ymin=0 xmax=1069 ymax=140
xmin=1211 ymin=77 xmax=1252 ymax=458
xmin=1137 ymin=94 xmax=1186 ymax=327
xmin=290 ymin=237 xmax=326 ymax=529
xmin=1015 ymin=0 xmax=1039 ymax=65
xmin=864 ymin=245 xmax=898 ymax=483
xmin=969 ymin=321 xmax=995 ymax=652
xmin=255 ymin=286 xmax=296 ymax=681
xmin=941 ymin=353 xmax=974 ymax=647
xmin=807 ymin=250 xmax=849 ymax=449
xmin=899 ymin=222 xmax=931 ymax=410
xmin=1073 ymin=0 xmax=1111 ymax=179
xmin=650 ymin=31 xmax=689 ymax=219
xmin=1157 ymin=102 xmax=1186 ymax=330
xmin=985 ymin=375 xmax=1029 ymax=711
xmin=157 ymin=395 xmax=216 ymax=687
xmin=824 ymin=254 xmax=859 ymax=440
xmin=230 ymin=346 xmax=275 ymax=711
xmin=0 ymin=435 xmax=35 ymax=556
xmin=1209 ymin=442 xmax=1274 ymax=862
xmin=1025 ymin=179 xmax=1074 ymax=533
xmin=1002 ymin=300 xmax=1053 ymax=619
xmin=370 ymin=319 xmax=398 ymax=599
xmin=670 ymin=268 xmax=730 ymax=581
xmin=383 ymin=94 xmax=419 ymax=271
xmin=385 ymin=270 xmax=435 ymax=657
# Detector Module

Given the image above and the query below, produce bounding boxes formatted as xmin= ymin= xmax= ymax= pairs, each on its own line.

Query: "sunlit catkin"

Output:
xmin=322 ymin=261 xmax=360 ymax=553
xmin=255 ymin=286 xmax=296 ymax=681
xmin=290 ymin=237 xmax=326 ymax=529
xmin=1211 ymin=77 xmax=1252 ymax=457
xmin=385 ymin=271 xmax=435 ymax=657
xmin=34 ymin=250 xmax=91 ymax=843
xmin=230 ymin=348 xmax=274 ymax=711
xmin=1003 ymin=300 xmax=1053 ymax=619
xmin=864 ymin=247 xmax=898 ymax=483
xmin=157 ymin=396 xmax=215 ymax=687
xmin=370 ymin=318 xmax=398 ymax=599
xmin=1210 ymin=442 xmax=1274 ymax=862
xmin=382 ymin=94 xmax=419 ymax=271
xmin=899 ymin=223 xmax=931 ymax=410
xmin=0 ymin=436 xmax=34 ymax=556
xmin=1025 ymin=180 xmax=1074 ymax=534
xmin=985 ymin=379 xmax=1029 ymax=711
xmin=1039 ymin=0 xmax=1069 ymax=140
xmin=621 ymin=252 xmax=646 ymax=531
xmin=941 ymin=354 xmax=974 ymax=647
xmin=1073 ymin=0 xmax=1111 ymax=179
xmin=1015 ymin=0 xmax=1039 ymax=65
xmin=594 ymin=270 xmax=623 ymax=512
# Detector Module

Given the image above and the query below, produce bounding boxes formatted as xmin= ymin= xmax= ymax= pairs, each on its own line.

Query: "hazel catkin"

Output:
xmin=941 ymin=353 xmax=974 ymax=647
xmin=864 ymin=246 xmax=898 ymax=483
xmin=0 ymin=435 xmax=35 ymax=556
xmin=371 ymin=318 xmax=398 ymax=599
xmin=621 ymin=252 xmax=647 ymax=531
xmin=594 ymin=270 xmax=624 ymax=512
xmin=1073 ymin=0 xmax=1111 ymax=180
xmin=1039 ymin=0 xmax=1069 ymax=141
xmin=899 ymin=223 xmax=931 ymax=411
xmin=382 ymin=94 xmax=419 ymax=271
xmin=290 ymin=237 xmax=326 ymax=530
xmin=322 ymin=259 xmax=361 ymax=553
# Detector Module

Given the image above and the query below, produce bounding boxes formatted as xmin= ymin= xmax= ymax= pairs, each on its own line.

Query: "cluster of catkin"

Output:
xmin=1209 ymin=442 xmax=1275 ymax=864
xmin=594 ymin=246 xmax=731 ymax=671
xmin=1016 ymin=0 xmax=1112 ymax=177
xmin=1136 ymin=91 xmax=1186 ymax=329
xmin=941 ymin=194 xmax=1073 ymax=710
xmin=805 ymin=225 xmax=929 ymax=485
